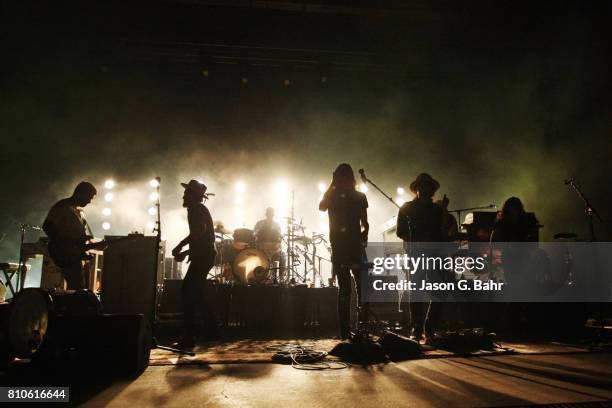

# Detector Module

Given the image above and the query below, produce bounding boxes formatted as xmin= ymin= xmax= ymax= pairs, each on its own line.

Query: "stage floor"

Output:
xmin=81 ymin=349 xmax=612 ymax=407
xmin=3 ymin=338 xmax=610 ymax=407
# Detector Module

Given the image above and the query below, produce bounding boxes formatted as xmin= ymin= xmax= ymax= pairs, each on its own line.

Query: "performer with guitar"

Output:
xmin=43 ymin=181 xmax=104 ymax=289
xmin=172 ymin=179 xmax=216 ymax=349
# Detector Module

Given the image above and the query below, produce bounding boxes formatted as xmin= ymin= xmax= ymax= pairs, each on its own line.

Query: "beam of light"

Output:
xmin=104 ymin=192 xmax=114 ymax=202
xmin=359 ymin=183 xmax=368 ymax=193
xmin=235 ymin=195 xmax=244 ymax=205
xmin=396 ymin=197 xmax=406 ymax=206
xmin=102 ymin=208 xmax=112 ymax=216
xmin=148 ymin=207 xmax=157 ymax=215
xmin=235 ymin=181 xmax=247 ymax=193
xmin=102 ymin=222 xmax=111 ymax=230
xmin=104 ymin=179 xmax=115 ymax=190
xmin=149 ymin=179 xmax=160 ymax=188
xmin=318 ymin=182 xmax=326 ymax=193
xmin=397 ymin=187 xmax=405 ymax=195
xmin=149 ymin=192 xmax=159 ymax=201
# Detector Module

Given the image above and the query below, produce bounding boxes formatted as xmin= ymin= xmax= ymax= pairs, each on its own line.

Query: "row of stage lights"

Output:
xmin=98 ymin=178 xmax=411 ymax=233
xmin=99 ymin=178 xmax=159 ymax=232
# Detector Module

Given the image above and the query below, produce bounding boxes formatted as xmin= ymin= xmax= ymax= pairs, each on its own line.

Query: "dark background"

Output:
xmin=1 ymin=0 xmax=611 ymax=261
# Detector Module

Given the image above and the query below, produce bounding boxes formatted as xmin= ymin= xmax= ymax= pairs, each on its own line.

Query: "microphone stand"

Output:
xmin=358 ymin=169 xmax=400 ymax=209
xmin=565 ymin=178 xmax=602 ymax=242
xmin=150 ymin=177 xmax=193 ymax=356
xmin=15 ymin=221 xmax=42 ymax=292
xmin=565 ymin=178 xmax=608 ymax=349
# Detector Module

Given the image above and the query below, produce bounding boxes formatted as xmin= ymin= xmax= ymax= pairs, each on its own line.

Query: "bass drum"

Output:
xmin=232 ymin=248 xmax=270 ymax=284
xmin=0 ymin=288 xmax=51 ymax=361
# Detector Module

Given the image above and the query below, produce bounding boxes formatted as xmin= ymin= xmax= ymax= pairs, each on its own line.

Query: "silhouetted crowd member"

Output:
xmin=396 ymin=173 xmax=446 ymax=342
xmin=172 ymin=179 xmax=216 ymax=349
xmin=319 ymin=163 xmax=369 ymax=340
xmin=43 ymin=181 xmax=98 ymax=290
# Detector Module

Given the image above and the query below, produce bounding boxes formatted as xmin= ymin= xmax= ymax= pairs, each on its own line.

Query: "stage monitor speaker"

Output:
xmin=101 ymin=235 xmax=164 ymax=324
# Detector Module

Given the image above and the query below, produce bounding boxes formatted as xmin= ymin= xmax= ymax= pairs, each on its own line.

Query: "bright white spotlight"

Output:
xmin=147 ymin=221 xmax=155 ymax=230
xmin=319 ymin=221 xmax=328 ymax=232
xmin=104 ymin=179 xmax=115 ymax=189
xmin=359 ymin=183 xmax=368 ymax=193
xmin=102 ymin=208 xmax=112 ymax=216
xmin=148 ymin=207 xmax=157 ymax=215
xmin=149 ymin=192 xmax=159 ymax=201
xmin=104 ymin=193 xmax=114 ymax=202
xmin=318 ymin=182 xmax=326 ymax=193
xmin=102 ymin=222 xmax=111 ymax=230
xmin=149 ymin=179 xmax=160 ymax=188
xmin=275 ymin=181 xmax=289 ymax=194
xmin=235 ymin=181 xmax=247 ymax=193
xmin=397 ymin=187 xmax=405 ymax=195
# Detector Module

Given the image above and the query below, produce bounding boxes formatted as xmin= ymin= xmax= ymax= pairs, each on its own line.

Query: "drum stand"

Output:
xmin=149 ymin=177 xmax=194 ymax=356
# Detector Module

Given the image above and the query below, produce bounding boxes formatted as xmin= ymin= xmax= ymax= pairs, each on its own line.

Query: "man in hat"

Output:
xmin=43 ymin=181 xmax=98 ymax=289
xmin=319 ymin=163 xmax=369 ymax=339
xmin=396 ymin=173 xmax=446 ymax=342
xmin=172 ymin=179 xmax=216 ymax=348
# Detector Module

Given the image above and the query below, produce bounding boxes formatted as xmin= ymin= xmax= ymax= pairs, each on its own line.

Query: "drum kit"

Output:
xmin=211 ymin=219 xmax=330 ymax=286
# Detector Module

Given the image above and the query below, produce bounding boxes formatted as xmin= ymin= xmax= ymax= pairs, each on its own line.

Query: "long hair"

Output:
xmin=499 ymin=197 xmax=525 ymax=222
xmin=331 ymin=163 xmax=356 ymax=190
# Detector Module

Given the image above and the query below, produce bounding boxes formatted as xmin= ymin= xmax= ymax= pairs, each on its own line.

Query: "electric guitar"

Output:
xmin=48 ymin=235 xmax=134 ymax=268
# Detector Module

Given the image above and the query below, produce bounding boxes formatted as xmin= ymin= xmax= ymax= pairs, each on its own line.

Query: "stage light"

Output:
xmin=235 ymin=181 xmax=247 ymax=193
xmin=102 ymin=208 xmax=112 ymax=216
xmin=149 ymin=192 xmax=159 ymax=201
xmin=149 ymin=179 xmax=160 ymax=188
xmin=397 ymin=187 xmax=405 ymax=195
xmin=104 ymin=193 xmax=114 ymax=202
xmin=359 ymin=183 xmax=368 ymax=193
xmin=147 ymin=221 xmax=155 ymax=230
xmin=104 ymin=179 xmax=115 ymax=189
xmin=148 ymin=207 xmax=157 ymax=215
xmin=102 ymin=222 xmax=111 ymax=230
xmin=318 ymin=182 xmax=326 ymax=193
xmin=319 ymin=221 xmax=328 ymax=232
xmin=274 ymin=181 xmax=289 ymax=194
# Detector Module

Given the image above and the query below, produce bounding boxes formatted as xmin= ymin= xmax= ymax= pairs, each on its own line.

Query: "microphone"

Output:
xmin=564 ymin=177 xmax=575 ymax=185
xmin=358 ymin=168 xmax=367 ymax=184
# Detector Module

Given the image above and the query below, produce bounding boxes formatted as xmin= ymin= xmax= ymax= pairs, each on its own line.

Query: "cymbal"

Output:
xmin=294 ymin=235 xmax=313 ymax=245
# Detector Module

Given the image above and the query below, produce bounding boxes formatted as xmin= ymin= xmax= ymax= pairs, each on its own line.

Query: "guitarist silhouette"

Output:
xmin=43 ymin=181 xmax=100 ymax=289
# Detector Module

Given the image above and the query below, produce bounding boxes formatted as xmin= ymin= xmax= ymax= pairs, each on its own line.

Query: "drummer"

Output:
xmin=253 ymin=207 xmax=285 ymax=281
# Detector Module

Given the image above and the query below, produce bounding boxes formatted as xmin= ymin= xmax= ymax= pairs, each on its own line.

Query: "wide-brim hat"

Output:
xmin=181 ymin=179 xmax=207 ymax=197
xmin=409 ymin=173 xmax=440 ymax=193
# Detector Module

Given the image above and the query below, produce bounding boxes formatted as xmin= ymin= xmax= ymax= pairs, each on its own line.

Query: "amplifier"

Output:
xmin=101 ymin=235 xmax=164 ymax=324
